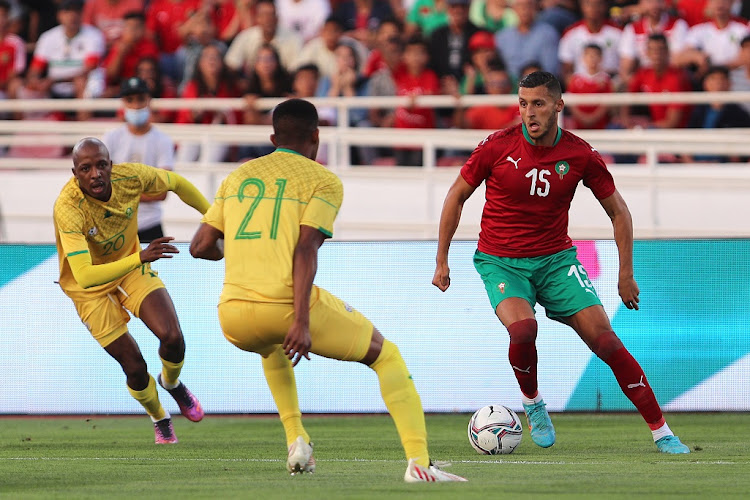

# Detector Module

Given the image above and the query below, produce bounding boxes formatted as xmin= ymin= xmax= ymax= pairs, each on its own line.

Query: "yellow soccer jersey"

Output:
xmin=203 ymin=148 xmax=343 ymax=303
xmin=54 ymin=162 xmax=175 ymax=299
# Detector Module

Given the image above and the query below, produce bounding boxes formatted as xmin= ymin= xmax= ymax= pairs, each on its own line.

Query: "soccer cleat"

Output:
xmin=287 ymin=436 xmax=316 ymax=475
xmin=154 ymin=417 xmax=178 ymax=444
xmin=655 ymin=435 xmax=690 ymax=454
xmin=404 ymin=459 xmax=468 ymax=483
xmin=523 ymin=399 xmax=556 ymax=448
xmin=157 ymin=374 xmax=204 ymax=422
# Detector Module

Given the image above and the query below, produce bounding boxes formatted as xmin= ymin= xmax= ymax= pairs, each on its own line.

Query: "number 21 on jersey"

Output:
xmin=235 ymin=177 xmax=287 ymax=240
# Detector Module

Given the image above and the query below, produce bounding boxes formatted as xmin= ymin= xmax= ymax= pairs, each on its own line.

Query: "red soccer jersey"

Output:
xmin=102 ymin=38 xmax=161 ymax=84
xmin=146 ymin=0 xmax=201 ymax=54
xmin=393 ymin=66 xmax=440 ymax=129
xmin=566 ymin=71 xmax=613 ymax=129
xmin=628 ymin=66 xmax=692 ymax=127
xmin=460 ymin=124 xmax=616 ymax=258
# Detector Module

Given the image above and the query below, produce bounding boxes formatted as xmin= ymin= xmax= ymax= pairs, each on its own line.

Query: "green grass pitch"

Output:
xmin=1 ymin=413 xmax=748 ymax=499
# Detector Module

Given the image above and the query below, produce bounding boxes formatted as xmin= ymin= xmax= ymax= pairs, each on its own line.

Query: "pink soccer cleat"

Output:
xmin=157 ymin=374 xmax=204 ymax=422
xmin=154 ymin=417 xmax=178 ymax=444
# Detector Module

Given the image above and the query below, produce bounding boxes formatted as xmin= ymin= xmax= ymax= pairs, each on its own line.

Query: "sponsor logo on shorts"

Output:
xmin=498 ymin=282 xmax=506 ymax=294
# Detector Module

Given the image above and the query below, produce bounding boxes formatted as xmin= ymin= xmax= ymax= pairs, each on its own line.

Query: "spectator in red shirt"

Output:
xmin=216 ymin=0 xmax=256 ymax=44
xmin=460 ymin=30 xmax=502 ymax=95
xmin=362 ymin=17 xmax=402 ymax=78
xmin=82 ymin=0 xmax=145 ymax=47
xmin=393 ymin=34 xmax=440 ymax=166
xmin=455 ymin=61 xmax=519 ymax=129
xmin=102 ymin=11 xmax=160 ymax=96
xmin=146 ymin=0 xmax=201 ymax=80
xmin=176 ymin=10 xmax=227 ymax=91
xmin=134 ymin=56 xmax=178 ymax=123
xmin=622 ymin=33 xmax=693 ymax=128
xmin=176 ymin=43 xmax=241 ymax=163
xmin=566 ymin=43 xmax=613 ymax=129
xmin=0 ymin=0 xmax=25 ymax=101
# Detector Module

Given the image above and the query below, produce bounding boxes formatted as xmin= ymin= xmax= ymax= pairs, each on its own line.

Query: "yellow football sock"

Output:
xmin=127 ymin=374 xmax=166 ymax=421
xmin=262 ymin=346 xmax=309 ymax=447
xmin=160 ymin=357 xmax=184 ymax=388
xmin=370 ymin=340 xmax=429 ymax=467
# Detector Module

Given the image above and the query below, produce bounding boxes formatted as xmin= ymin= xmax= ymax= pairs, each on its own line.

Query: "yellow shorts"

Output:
xmin=218 ymin=285 xmax=373 ymax=361
xmin=73 ymin=263 xmax=165 ymax=347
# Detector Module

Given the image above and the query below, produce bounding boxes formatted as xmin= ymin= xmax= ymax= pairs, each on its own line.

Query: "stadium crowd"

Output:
xmin=1 ymin=0 xmax=749 ymax=164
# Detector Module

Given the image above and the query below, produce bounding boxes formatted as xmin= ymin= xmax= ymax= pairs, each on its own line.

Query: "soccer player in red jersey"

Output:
xmin=432 ymin=71 xmax=690 ymax=454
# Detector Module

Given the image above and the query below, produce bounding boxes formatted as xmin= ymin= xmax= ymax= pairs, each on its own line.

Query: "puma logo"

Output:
xmin=506 ymin=156 xmax=521 ymax=169
xmin=627 ymin=375 xmax=646 ymax=389
xmin=512 ymin=365 xmax=531 ymax=374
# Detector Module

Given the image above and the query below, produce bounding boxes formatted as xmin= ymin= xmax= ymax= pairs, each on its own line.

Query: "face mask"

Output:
xmin=124 ymin=107 xmax=150 ymax=127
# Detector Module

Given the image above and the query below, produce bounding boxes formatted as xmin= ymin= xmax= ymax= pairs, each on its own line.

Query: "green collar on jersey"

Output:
xmin=275 ymin=147 xmax=303 ymax=156
xmin=522 ymin=123 xmax=562 ymax=146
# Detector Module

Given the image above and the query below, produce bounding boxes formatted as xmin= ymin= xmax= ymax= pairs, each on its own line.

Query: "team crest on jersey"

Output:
xmin=88 ymin=227 xmax=98 ymax=236
xmin=125 ymin=207 xmax=133 ymax=218
xmin=498 ymin=282 xmax=506 ymax=294
xmin=555 ymin=161 xmax=570 ymax=180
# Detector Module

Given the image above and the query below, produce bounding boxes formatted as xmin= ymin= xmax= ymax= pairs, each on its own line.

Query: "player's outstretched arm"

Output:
xmin=169 ymin=172 xmax=211 ymax=215
xmin=599 ymin=189 xmax=640 ymax=310
xmin=66 ymin=237 xmax=178 ymax=289
xmin=433 ymin=174 xmax=477 ymax=292
xmin=190 ymin=223 xmax=225 ymax=261
xmin=283 ymin=225 xmax=327 ymax=367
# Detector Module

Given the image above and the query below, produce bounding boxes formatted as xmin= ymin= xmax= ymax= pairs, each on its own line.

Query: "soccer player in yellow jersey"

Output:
xmin=54 ymin=137 xmax=209 ymax=444
xmin=190 ymin=98 xmax=467 ymax=482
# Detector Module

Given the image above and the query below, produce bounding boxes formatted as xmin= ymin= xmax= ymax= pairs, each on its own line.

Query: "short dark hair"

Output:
xmin=405 ymin=34 xmax=428 ymax=50
xmin=703 ymin=65 xmax=730 ymax=79
xmin=519 ymin=71 xmax=562 ymax=100
xmin=647 ymin=33 xmax=668 ymax=46
xmin=519 ymin=60 xmax=542 ymax=76
xmin=123 ymin=10 xmax=146 ymax=22
xmin=583 ymin=43 xmax=603 ymax=54
xmin=294 ymin=63 xmax=320 ymax=79
xmin=323 ymin=15 xmax=345 ymax=30
xmin=272 ymin=98 xmax=319 ymax=144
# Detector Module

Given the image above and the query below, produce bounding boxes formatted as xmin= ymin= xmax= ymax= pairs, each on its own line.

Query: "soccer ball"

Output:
xmin=468 ymin=404 xmax=523 ymax=455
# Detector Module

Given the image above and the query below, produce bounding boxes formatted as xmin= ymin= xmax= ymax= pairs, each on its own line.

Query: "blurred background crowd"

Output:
xmin=0 ymin=0 xmax=749 ymax=165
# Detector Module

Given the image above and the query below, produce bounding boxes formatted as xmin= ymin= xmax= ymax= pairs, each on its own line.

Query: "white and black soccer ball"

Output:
xmin=468 ymin=404 xmax=523 ymax=455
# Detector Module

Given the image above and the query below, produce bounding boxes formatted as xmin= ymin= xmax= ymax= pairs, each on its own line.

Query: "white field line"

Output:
xmin=0 ymin=457 xmax=740 ymax=466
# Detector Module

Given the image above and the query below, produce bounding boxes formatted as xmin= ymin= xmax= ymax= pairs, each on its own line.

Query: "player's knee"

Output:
xmin=121 ymin=354 xmax=148 ymax=382
xmin=155 ymin=324 xmax=184 ymax=349
xmin=591 ymin=331 xmax=623 ymax=361
xmin=507 ymin=318 xmax=538 ymax=344
xmin=368 ymin=338 xmax=398 ymax=369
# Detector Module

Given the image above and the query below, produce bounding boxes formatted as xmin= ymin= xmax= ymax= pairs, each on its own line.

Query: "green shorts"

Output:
xmin=473 ymin=247 xmax=602 ymax=321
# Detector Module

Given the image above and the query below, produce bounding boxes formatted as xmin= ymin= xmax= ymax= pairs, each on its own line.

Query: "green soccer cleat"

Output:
xmin=655 ymin=435 xmax=690 ymax=454
xmin=523 ymin=399 xmax=556 ymax=448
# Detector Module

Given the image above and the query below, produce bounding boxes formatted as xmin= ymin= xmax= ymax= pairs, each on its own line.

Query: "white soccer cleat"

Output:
xmin=404 ymin=458 xmax=467 ymax=483
xmin=287 ymin=436 xmax=315 ymax=475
